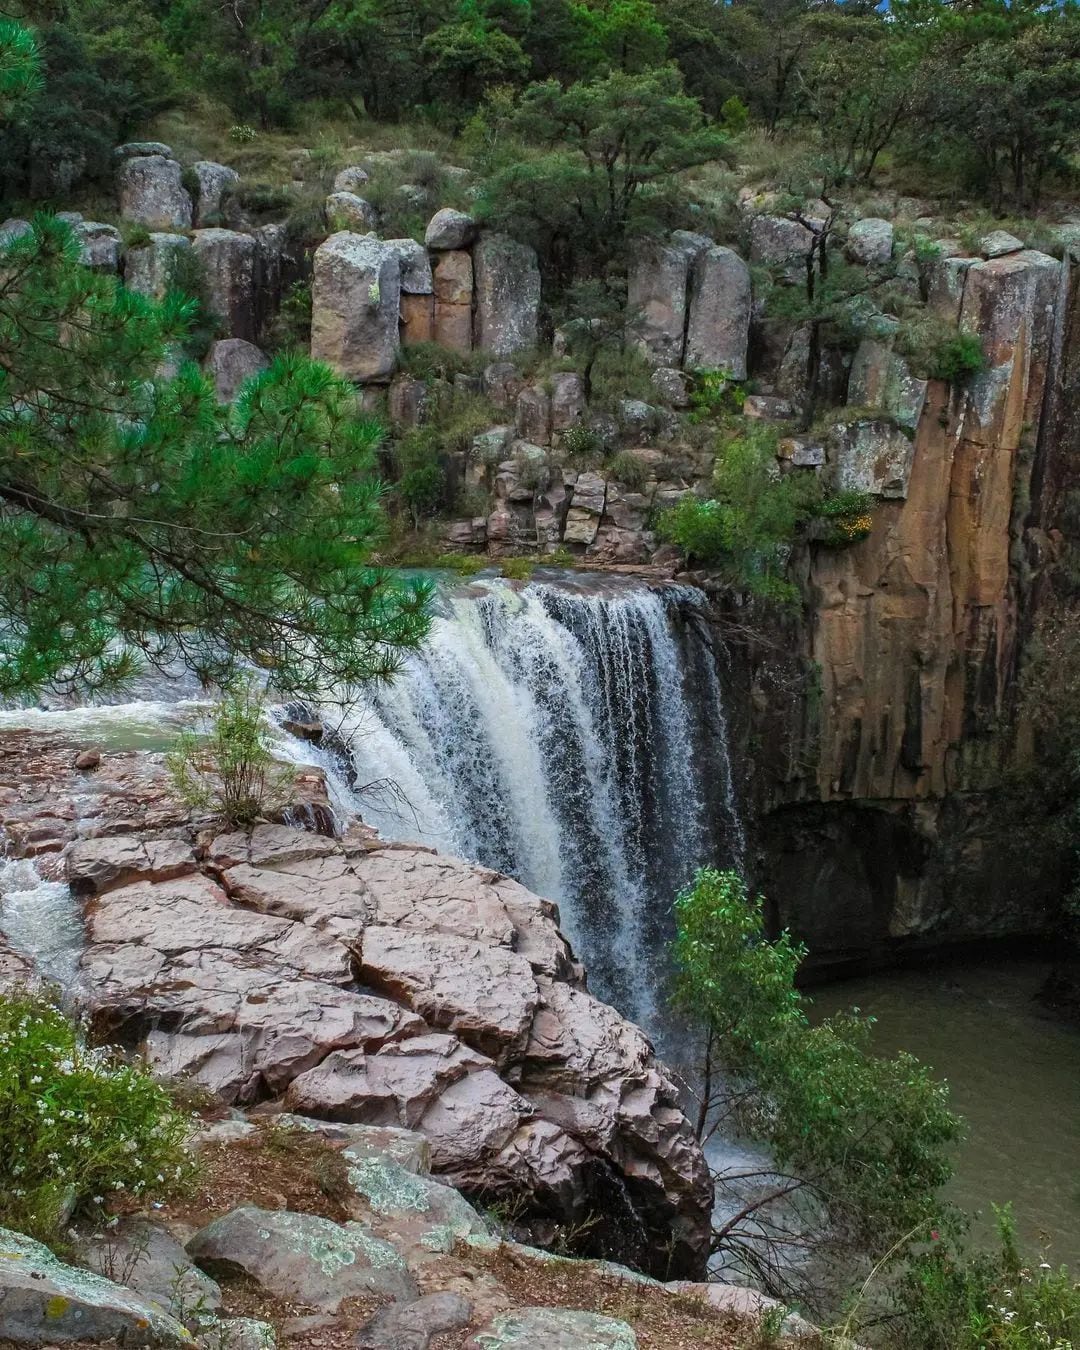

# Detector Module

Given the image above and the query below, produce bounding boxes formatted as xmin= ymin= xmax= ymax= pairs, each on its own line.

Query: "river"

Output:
xmin=812 ymin=957 xmax=1080 ymax=1265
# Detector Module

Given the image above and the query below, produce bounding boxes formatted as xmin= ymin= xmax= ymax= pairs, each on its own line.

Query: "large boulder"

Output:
xmin=749 ymin=213 xmax=814 ymax=266
xmin=72 ymin=1217 xmax=221 ymax=1327
xmin=191 ymin=160 xmax=240 ymax=227
xmin=311 ymin=232 xmax=402 ymax=382
xmin=186 ymin=1207 xmax=415 ymax=1309
xmin=192 ymin=228 xmax=258 ymax=342
xmin=627 ymin=232 xmax=710 ymax=367
xmin=123 ymin=232 xmax=191 ymax=300
xmin=425 ymin=208 xmax=477 ymax=250
xmin=0 ymin=1225 xmax=193 ymax=1346
xmin=117 ymin=154 xmax=192 ymax=231
xmin=847 ymin=217 xmax=894 ymax=266
xmin=848 ymin=336 xmax=927 ymax=430
xmin=473 ymin=233 xmax=541 ymax=357
xmin=356 ymin=1293 xmax=473 ymax=1350
xmin=684 ymin=244 xmax=751 ymax=378
xmin=325 ymin=191 xmax=378 ymax=234
xmin=832 ymin=417 xmax=916 ymax=499
xmin=205 ymin=338 xmax=271 ymax=404
xmin=75 ymin=221 xmax=122 ymax=272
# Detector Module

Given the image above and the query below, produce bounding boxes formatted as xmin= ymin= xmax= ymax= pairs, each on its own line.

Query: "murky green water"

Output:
xmin=812 ymin=960 xmax=1080 ymax=1266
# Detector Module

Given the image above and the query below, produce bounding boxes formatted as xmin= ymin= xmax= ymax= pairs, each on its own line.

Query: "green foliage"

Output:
xmin=817 ymin=489 xmax=873 ymax=547
xmin=658 ymin=426 xmax=817 ymax=603
xmin=606 ymin=450 xmax=649 ymax=491
xmin=398 ymin=461 xmax=447 ymax=528
xmin=927 ymin=332 xmax=988 ymax=384
xmin=880 ymin=1207 xmax=1080 ymax=1350
xmin=672 ymin=868 xmax=961 ymax=1310
xmin=560 ymin=422 xmax=605 ymax=464
xmin=0 ymin=215 xmax=431 ymax=702
xmin=720 ymin=94 xmax=749 ymax=133
xmin=481 ymin=65 xmax=729 ymax=282
xmin=0 ymin=989 xmax=194 ymax=1242
xmin=896 ymin=315 xmax=988 ymax=383
xmin=0 ymin=19 xmax=42 ymax=119
xmin=500 ymin=555 xmax=535 ymax=580
xmin=167 ymin=680 xmax=293 ymax=827
xmin=687 ymin=368 xmax=745 ymax=422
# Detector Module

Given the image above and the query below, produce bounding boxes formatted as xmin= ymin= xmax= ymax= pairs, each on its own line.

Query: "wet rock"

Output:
xmin=463 ymin=1307 xmax=637 ymax=1349
xmin=205 ymin=338 xmax=271 ymax=404
xmin=73 ymin=748 xmax=101 ymax=771
xmin=311 ymin=233 xmax=402 ymax=383
xmin=847 ymin=217 xmax=894 ymax=266
xmin=124 ymin=232 xmax=191 ymax=301
xmin=326 ymin=192 xmax=378 ymax=234
xmin=192 ymin=228 xmax=258 ymax=342
xmin=425 ymin=208 xmax=477 ymax=251
xmin=356 ymin=1291 xmax=473 ymax=1350
xmin=117 ymin=154 xmax=192 ymax=231
xmin=685 ymin=245 xmax=751 ymax=378
xmin=186 ymin=1207 xmax=415 ymax=1310
xmin=72 ymin=1217 xmax=221 ymax=1327
xmin=0 ymin=1225 xmax=193 ymax=1346
xmin=192 ymin=161 xmax=240 ymax=227
xmin=473 ymin=234 xmax=540 ymax=356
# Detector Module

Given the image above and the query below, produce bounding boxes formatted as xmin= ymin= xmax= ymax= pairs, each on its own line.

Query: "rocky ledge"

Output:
xmin=0 ymin=733 xmax=711 ymax=1280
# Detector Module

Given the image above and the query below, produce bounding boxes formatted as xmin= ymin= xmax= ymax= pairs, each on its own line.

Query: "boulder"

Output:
xmin=385 ymin=239 xmax=433 ymax=295
xmin=343 ymin=1148 xmax=489 ymax=1250
xmin=311 ymin=232 xmax=402 ymax=383
xmin=356 ymin=1292 xmax=473 ymax=1350
xmin=550 ymin=372 xmax=586 ymax=432
xmin=464 ymin=1308 xmax=637 ymax=1349
xmin=333 ymin=166 xmax=370 ymax=193
xmin=743 ymin=394 xmax=794 ymax=421
xmin=684 ymin=244 xmax=751 ymax=378
xmin=191 ymin=160 xmax=240 ymax=227
xmin=0 ymin=217 xmax=31 ymax=245
xmin=72 ymin=1217 xmax=221 ymax=1327
xmin=848 ymin=336 xmax=927 ymax=430
xmin=749 ymin=213 xmax=814 ymax=266
xmin=515 ymin=385 xmax=552 ymax=446
xmin=627 ymin=232 xmax=710 ymax=366
xmin=67 ymin=835 xmax=195 ymax=895
xmin=981 ymin=229 xmax=1025 ymax=259
xmin=473 ymin=233 xmax=540 ymax=356
xmin=192 ymin=228 xmax=258 ymax=342
xmin=651 ymin=367 xmax=690 ymax=408
xmin=115 ymin=141 xmax=173 ymax=159
xmin=847 ymin=217 xmax=894 ymax=266
xmin=325 ymin=191 xmax=378 ymax=234
xmin=117 ymin=154 xmax=192 ymax=231
xmin=123 ymin=232 xmax=191 ymax=301
xmin=483 ymin=362 xmax=525 ymax=411
xmin=204 ymin=1318 xmax=277 ymax=1349
xmin=433 ymin=249 xmax=473 ymax=354
xmin=186 ymin=1207 xmax=415 ymax=1309
xmin=0 ymin=1225 xmax=193 ymax=1346
xmin=75 ymin=221 xmax=121 ymax=272
xmin=425 ymin=208 xmax=477 ymax=250
xmin=273 ymin=1114 xmax=431 ymax=1174
xmin=205 ymin=338 xmax=271 ymax=404
xmin=833 ymin=417 xmax=916 ymax=499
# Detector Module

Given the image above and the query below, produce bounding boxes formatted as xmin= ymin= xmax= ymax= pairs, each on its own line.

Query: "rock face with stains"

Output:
xmin=0 ymin=736 xmax=712 ymax=1282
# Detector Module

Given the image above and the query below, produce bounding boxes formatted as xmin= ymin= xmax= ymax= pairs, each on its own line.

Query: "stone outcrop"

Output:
xmin=192 ymin=228 xmax=258 ymax=342
xmin=425 ymin=207 xmax=477 ymax=250
xmin=627 ymin=232 xmax=709 ymax=366
xmin=685 ymin=244 xmax=752 ymax=378
xmin=191 ymin=160 xmax=240 ymax=227
xmin=433 ymin=248 xmax=473 ymax=354
xmin=473 ymin=234 xmax=541 ymax=356
xmin=124 ymin=232 xmax=191 ymax=300
xmin=311 ymin=232 xmax=402 ymax=382
xmin=117 ymin=153 xmax=192 ymax=231
xmin=205 ymin=338 xmax=270 ymax=404
xmin=325 ymin=191 xmax=378 ymax=234
xmin=0 ymin=737 xmax=711 ymax=1280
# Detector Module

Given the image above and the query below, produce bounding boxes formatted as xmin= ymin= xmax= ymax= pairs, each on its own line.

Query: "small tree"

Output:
xmin=167 ymin=681 xmax=293 ymax=828
xmin=671 ymin=868 xmax=960 ymax=1312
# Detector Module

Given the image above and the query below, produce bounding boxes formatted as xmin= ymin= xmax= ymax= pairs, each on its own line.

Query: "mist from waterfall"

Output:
xmin=305 ymin=574 xmax=745 ymax=1027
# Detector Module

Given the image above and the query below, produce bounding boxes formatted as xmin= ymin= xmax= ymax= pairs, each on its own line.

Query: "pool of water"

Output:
xmin=811 ymin=959 xmax=1080 ymax=1265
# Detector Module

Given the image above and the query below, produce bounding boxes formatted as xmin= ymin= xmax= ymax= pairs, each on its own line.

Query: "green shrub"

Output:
xmin=896 ymin=314 xmax=988 ymax=383
xmin=561 ymin=422 xmax=604 ymax=464
xmin=167 ymin=680 xmax=293 ymax=827
xmin=688 ymin=367 xmax=745 ymax=422
xmin=607 ymin=450 xmax=650 ymax=491
xmin=877 ymin=1207 xmax=1080 ymax=1350
xmin=398 ymin=462 xmax=446 ymax=528
xmin=235 ymin=182 xmax=295 ymax=217
xmin=927 ymin=331 xmax=988 ymax=383
xmin=588 ymin=342 xmax=658 ymax=408
xmin=501 ymin=556 xmax=535 ymax=580
xmin=397 ymin=342 xmax=488 ymax=384
xmin=817 ymin=489 xmax=874 ymax=547
xmin=0 ymin=990 xmax=194 ymax=1242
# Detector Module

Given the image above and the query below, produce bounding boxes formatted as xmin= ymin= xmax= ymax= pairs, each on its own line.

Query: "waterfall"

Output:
xmin=312 ymin=573 xmax=745 ymax=1028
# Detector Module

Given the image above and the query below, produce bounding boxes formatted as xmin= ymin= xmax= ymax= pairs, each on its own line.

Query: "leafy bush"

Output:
xmin=658 ymin=426 xmax=817 ymax=603
xmin=877 ymin=1206 xmax=1080 ymax=1350
xmin=560 ymin=422 xmax=604 ymax=464
xmin=896 ymin=315 xmax=988 ymax=383
xmin=688 ymin=367 xmax=745 ymax=422
xmin=607 ymin=450 xmax=650 ymax=491
xmin=168 ymin=680 xmax=292 ymax=827
xmin=0 ymin=990 xmax=194 ymax=1242
xmin=501 ymin=556 xmax=536 ymax=580
xmin=927 ymin=331 xmax=988 ymax=383
xmin=817 ymin=489 xmax=873 ymax=547
xmin=398 ymin=462 xmax=446 ymax=528
xmin=672 ymin=869 xmax=960 ymax=1312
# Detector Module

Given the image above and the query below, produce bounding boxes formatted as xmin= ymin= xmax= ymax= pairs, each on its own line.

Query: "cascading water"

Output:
xmin=307 ymin=573 xmax=745 ymax=1029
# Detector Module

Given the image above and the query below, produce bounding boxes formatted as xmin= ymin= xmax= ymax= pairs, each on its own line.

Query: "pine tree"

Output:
xmin=0 ymin=214 xmax=431 ymax=701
